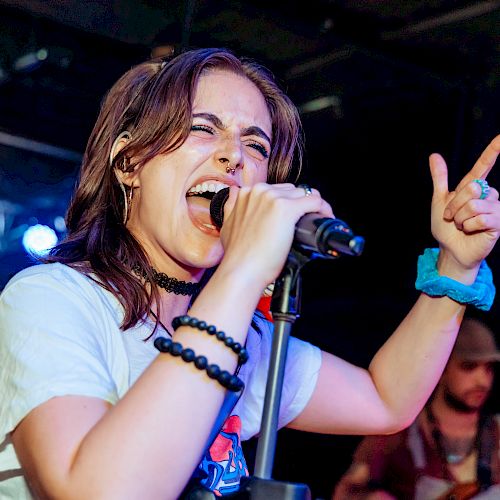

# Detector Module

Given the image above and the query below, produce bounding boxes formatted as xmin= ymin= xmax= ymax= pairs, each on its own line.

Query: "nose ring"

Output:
xmin=219 ymin=157 xmax=237 ymax=175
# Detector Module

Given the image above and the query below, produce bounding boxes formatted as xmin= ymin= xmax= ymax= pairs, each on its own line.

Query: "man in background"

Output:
xmin=333 ymin=317 xmax=500 ymax=500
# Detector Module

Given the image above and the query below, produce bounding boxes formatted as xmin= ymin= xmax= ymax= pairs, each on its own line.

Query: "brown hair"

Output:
xmin=46 ymin=48 xmax=304 ymax=330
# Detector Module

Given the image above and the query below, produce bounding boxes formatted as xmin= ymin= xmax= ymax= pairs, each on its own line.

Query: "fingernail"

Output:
xmin=443 ymin=208 xmax=451 ymax=219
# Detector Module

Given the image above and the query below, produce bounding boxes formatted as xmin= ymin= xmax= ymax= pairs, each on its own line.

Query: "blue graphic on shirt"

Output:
xmin=197 ymin=415 xmax=249 ymax=496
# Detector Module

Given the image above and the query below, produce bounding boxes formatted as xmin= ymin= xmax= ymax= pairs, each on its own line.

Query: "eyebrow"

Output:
xmin=193 ymin=112 xmax=272 ymax=146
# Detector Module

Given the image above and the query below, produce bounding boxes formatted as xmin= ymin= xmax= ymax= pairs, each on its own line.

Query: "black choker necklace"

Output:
xmin=133 ymin=265 xmax=201 ymax=296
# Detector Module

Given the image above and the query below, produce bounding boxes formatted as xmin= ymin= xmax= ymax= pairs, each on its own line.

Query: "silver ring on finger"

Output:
xmin=298 ymin=183 xmax=313 ymax=197
xmin=473 ymin=179 xmax=490 ymax=200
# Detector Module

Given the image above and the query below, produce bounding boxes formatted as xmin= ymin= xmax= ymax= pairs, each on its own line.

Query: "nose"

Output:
xmin=216 ymin=137 xmax=243 ymax=175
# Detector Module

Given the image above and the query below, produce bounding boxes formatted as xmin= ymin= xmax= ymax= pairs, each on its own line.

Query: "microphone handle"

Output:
xmin=209 ymin=188 xmax=364 ymax=257
xmin=294 ymin=214 xmax=364 ymax=257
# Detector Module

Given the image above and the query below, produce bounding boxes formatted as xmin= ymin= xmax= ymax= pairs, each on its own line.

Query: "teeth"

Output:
xmin=187 ymin=182 xmax=229 ymax=196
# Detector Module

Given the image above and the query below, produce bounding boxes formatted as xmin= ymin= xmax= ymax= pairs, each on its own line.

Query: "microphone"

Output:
xmin=209 ymin=187 xmax=364 ymax=258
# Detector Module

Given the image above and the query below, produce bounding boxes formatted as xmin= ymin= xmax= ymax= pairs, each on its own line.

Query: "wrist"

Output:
xmin=198 ymin=263 xmax=266 ymax=321
xmin=437 ymin=250 xmax=479 ymax=285
xmin=215 ymin=260 xmax=270 ymax=298
xmin=415 ymin=248 xmax=495 ymax=311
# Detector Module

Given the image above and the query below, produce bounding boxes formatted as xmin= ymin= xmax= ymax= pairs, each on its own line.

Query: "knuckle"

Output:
xmin=488 ymin=187 xmax=499 ymax=200
xmin=238 ymin=186 xmax=251 ymax=197
xmin=252 ymin=182 xmax=267 ymax=192
xmin=468 ymin=181 xmax=482 ymax=197
xmin=272 ymin=196 xmax=288 ymax=210
xmin=476 ymin=213 xmax=488 ymax=227
xmin=465 ymin=199 xmax=480 ymax=214
xmin=262 ymin=187 xmax=278 ymax=201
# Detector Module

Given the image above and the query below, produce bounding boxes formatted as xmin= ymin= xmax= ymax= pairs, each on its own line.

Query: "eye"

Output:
xmin=247 ymin=141 xmax=269 ymax=159
xmin=191 ymin=124 xmax=214 ymax=134
xmin=460 ymin=361 xmax=478 ymax=371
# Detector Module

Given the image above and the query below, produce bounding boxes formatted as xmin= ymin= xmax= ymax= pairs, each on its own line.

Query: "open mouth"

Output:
xmin=187 ymin=181 xmax=229 ymax=199
xmin=186 ymin=181 xmax=229 ymax=232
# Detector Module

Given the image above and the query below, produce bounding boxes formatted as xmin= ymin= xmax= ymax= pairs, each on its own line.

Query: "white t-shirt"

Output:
xmin=0 ymin=263 xmax=321 ymax=498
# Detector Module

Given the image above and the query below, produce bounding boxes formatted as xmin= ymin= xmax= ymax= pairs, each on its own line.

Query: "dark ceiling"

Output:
xmin=0 ymin=0 xmax=498 ymax=150
xmin=0 ymin=2 xmax=498 ymax=311
xmin=0 ymin=0 xmax=499 ymax=313
xmin=0 ymin=1 xmax=499 ymax=496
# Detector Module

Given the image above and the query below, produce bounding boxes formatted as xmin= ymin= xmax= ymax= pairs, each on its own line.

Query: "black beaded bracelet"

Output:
xmin=154 ymin=336 xmax=245 ymax=392
xmin=172 ymin=315 xmax=249 ymax=365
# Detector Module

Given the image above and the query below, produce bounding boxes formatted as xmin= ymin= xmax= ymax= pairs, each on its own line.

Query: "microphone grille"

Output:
xmin=209 ymin=187 xmax=230 ymax=229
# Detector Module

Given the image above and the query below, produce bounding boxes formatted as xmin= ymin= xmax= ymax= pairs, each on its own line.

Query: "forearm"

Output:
xmin=172 ymin=261 xmax=264 ymax=365
xmin=67 ymin=359 xmax=226 ymax=499
xmin=23 ymin=266 xmax=265 ymax=499
xmin=368 ymin=249 xmax=484 ymax=431
xmin=368 ymin=292 xmax=465 ymax=431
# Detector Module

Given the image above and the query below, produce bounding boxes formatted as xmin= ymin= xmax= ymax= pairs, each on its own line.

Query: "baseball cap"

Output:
xmin=451 ymin=318 xmax=500 ymax=362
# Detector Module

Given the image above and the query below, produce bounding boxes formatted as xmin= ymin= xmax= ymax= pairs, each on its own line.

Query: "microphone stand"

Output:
xmin=235 ymin=247 xmax=322 ymax=499
xmin=234 ymin=212 xmax=365 ymax=499
xmin=198 ymin=211 xmax=364 ymax=500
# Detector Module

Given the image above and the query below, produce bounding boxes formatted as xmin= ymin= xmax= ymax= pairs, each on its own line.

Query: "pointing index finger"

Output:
xmin=455 ymin=134 xmax=500 ymax=192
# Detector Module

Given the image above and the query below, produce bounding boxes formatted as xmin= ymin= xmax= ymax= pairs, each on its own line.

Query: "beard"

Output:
xmin=443 ymin=387 xmax=488 ymax=413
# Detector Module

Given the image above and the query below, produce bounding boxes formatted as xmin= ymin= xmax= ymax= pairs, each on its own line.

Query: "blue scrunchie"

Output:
xmin=415 ymin=248 xmax=495 ymax=311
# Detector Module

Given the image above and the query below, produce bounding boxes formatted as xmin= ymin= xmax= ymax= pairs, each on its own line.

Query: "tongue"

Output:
xmin=186 ymin=196 xmax=215 ymax=228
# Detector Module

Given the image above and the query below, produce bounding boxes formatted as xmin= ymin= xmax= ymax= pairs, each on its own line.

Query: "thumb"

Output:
xmin=224 ymin=185 xmax=239 ymax=218
xmin=429 ymin=153 xmax=449 ymax=204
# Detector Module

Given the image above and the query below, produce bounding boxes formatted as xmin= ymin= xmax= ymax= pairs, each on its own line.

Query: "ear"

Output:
xmin=115 ymin=165 xmax=140 ymax=189
xmin=111 ymin=131 xmax=140 ymax=188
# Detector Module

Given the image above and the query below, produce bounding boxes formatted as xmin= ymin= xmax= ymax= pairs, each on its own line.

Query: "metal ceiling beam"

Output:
xmin=382 ymin=0 xmax=500 ymax=39
xmin=0 ymin=131 xmax=81 ymax=163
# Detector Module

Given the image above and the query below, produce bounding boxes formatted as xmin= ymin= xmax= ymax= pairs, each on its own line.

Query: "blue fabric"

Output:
xmin=415 ymin=248 xmax=495 ymax=311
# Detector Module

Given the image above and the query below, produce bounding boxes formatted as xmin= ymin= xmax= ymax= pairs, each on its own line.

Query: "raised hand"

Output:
xmin=429 ymin=135 xmax=500 ymax=273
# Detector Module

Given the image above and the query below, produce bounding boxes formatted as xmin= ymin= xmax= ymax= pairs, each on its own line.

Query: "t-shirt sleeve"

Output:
xmin=278 ymin=331 xmax=322 ymax=429
xmin=0 ymin=265 xmax=120 ymax=439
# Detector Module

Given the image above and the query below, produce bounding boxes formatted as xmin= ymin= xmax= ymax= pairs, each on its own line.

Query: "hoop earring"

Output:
xmin=127 ymin=183 xmax=134 ymax=223
xmin=116 ymin=180 xmax=135 ymax=225
xmin=117 ymin=179 xmax=128 ymax=225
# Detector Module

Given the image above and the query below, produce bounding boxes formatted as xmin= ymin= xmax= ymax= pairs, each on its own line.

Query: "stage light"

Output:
xmin=53 ymin=216 xmax=66 ymax=233
xmin=22 ymin=224 xmax=58 ymax=256
xmin=299 ymin=95 xmax=341 ymax=114
xmin=13 ymin=48 xmax=48 ymax=73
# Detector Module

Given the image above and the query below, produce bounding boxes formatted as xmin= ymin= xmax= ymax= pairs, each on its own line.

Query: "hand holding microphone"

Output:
xmin=210 ymin=185 xmax=364 ymax=259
